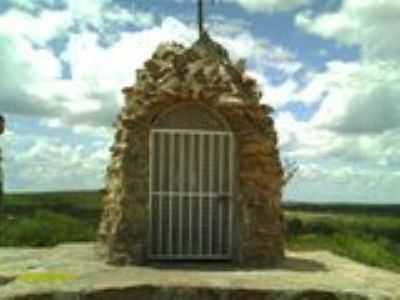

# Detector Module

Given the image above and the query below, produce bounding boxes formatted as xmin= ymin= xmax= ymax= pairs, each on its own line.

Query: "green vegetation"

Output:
xmin=286 ymin=212 xmax=400 ymax=273
xmin=1 ymin=191 xmax=399 ymax=273
xmin=3 ymin=191 xmax=101 ymax=219
xmin=17 ymin=272 xmax=77 ymax=283
xmin=0 ymin=191 xmax=99 ymax=247
xmin=0 ymin=210 xmax=96 ymax=247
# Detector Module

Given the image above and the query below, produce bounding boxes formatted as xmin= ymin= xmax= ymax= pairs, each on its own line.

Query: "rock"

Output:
xmin=0 ymin=243 xmax=400 ymax=299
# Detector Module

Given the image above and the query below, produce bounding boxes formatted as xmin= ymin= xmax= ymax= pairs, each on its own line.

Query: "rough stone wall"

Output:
xmin=98 ymin=33 xmax=285 ymax=267
xmin=215 ymin=104 xmax=285 ymax=267
xmin=98 ymin=120 xmax=149 ymax=265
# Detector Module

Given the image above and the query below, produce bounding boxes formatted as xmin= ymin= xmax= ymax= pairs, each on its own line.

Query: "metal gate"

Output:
xmin=148 ymin=129 xmax=234 ymax=260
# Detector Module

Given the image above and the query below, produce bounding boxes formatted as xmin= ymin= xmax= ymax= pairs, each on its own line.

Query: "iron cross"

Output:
xmin=198 ymin=0 xmax=217 ymax=36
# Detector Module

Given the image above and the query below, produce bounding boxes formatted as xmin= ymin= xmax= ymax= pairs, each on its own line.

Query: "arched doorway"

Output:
xmin=148 ymin=103 xmax=235 ymax=260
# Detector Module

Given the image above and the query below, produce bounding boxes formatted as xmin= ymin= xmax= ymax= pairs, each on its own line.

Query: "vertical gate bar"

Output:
xmin=179 ymin=133 xmax=184 ymax=256
xmin=158 ymin=132 xmax=164 ymax=256
xmin=228 ymin=133 xmax=234 ymax=256
xmin=169 ymin=132 xmax=175 ymax=255
xmin=198 ymin=134 xmax=204 ymax=255
xmin=218 ymin=134 xmax=224 ymax=255
xmin=188 ymin=133 xmax=195 ymax=254
xmin=208 ymin=134 xmax=214 ymax=255
xmin=148 ymin=131 xmax=154 ymax=257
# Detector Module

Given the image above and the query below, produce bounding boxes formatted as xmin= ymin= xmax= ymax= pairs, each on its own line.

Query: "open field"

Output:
xmin=1 ymin=191 xmax=399 ymax=272
xmin=285 ymin=211 xmax=400 ymax=273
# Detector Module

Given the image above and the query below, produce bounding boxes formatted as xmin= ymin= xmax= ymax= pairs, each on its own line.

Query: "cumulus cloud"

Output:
xmin=233 ymin=0 xmax=311 ymax=13
xmin=0 ymin=0 xmax=159 ymax=125
xmin=0 ymin=27 xmax=63 ymax=117
xmin=248 ymin=72 xmax=299 ymax=108
xmin=1 ymin=0 xmax=298 ymax=130
xmin=275 ymin=110 xmax=400 ymax=203
xmin=2 ymin=0 xmax=398 ymax=201
xmin=0 ymin=9 xmax=71 ymax=46
xmin=179 ymin=0 xmax=311 ymax=13
xmin=296 ymin=0 xmax=400 ymax=61
xmin=294 ymin=1 xmax=400 ymax=135
xmin=175 ymin=0 xmax=312 ymax=13
xmin=60 ymin=0 xmax=155 ymax=31
xmin=1 ymin=127 xmax=111 ymax=191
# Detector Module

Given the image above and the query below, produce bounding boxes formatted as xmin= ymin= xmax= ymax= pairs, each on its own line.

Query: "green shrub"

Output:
xmin=0 ymin=210 xmax=96 ymax=247
xmin=287 ymin=233 xmax=400 ymax=273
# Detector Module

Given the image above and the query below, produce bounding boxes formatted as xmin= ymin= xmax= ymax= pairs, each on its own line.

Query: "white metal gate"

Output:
xmin=148 ymin=129 xmax=234 ymax=260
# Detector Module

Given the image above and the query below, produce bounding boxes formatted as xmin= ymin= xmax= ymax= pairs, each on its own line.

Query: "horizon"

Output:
xmin=0 ymin=0 xmax=399 ymax=204
xmin=3 ymin=189 xmax=400 ymax=206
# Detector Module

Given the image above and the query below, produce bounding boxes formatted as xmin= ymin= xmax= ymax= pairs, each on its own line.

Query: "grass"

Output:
xmin=0 ymin=192 xmax=99 ymax=247
xmin=286 ymin=212 xmax=400 ymax=273
xmin=1 ymin=191 xmax=400 ymax=273
xmin=0 ymin=210 xmax=96 ymax=247
xmin=17 ymin=272 xmax=78 ymax=283
xmin=3 ymin=191 xmax=101 ymax=219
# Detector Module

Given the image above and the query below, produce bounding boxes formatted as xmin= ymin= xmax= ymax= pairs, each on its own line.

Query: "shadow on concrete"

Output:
xmin=0 ymin=275 xmax=15 ymax=287
xmin=278 ymin=256 xmax=327 ymax=272
xmin=148 ymin=256 xmax=327 ymax=273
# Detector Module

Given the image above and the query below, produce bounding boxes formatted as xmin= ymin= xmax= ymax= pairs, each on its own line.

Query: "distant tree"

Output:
xmin=0 ymin=115 xmax=4 ymax=134
xmin=0 ymin=114 xmax=4 ymax=217
xmin=282 ymin=158 xmax=298 ymax=187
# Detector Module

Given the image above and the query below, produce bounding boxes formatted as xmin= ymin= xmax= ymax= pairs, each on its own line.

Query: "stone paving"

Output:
xmin=0 ymin=243 xmax=399 ymax=299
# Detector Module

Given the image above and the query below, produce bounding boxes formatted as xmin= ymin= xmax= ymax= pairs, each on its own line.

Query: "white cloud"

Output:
xmin=60 ymin=0 xmax=155 ymax=30
xmin=4 ymin=0 xmax=57 ymax=11
xmin=4 ymin=0 xmax=156 ymax=36
xmin=249 ymin=71 xmax=299 ymax=108
xmin=276 ymin=106 xmax=400 ymax=166
xmin=3 ymin=0 xmax=398 ymax=202
xmin=293 ymin=60 xmax=400 ymax=134
xmin=104 ymin=6 xmax=155 ymax=28
xmin=218 ymin=0 xmax=311 ymax=13
xmin=286 ymin=161 xmax=400 ymax=203
xmin=295 ymin=61 xmax=360 ymax=105
xmin=275 ymin=110 xmax=400 ymax=203
xmin=0 ymin=13 xmax=193 ymax=128
xmin=0 ymin=26 xmax=63 ymax=117
xmin=288 ymin=1 xmax=400 ymax=203
xmin=0 ymin=4 xmax=298 ymax=129
xmin=64 ymin=0 xmax=111 ymax=28
xmin=70 ymin=0 xmax=156 ymax=30
xmin=0 ymin=9 xmax=71 ymax=46
xmin=296 ymin=0 xmax=400 ymax=62
xmin=1 ymin=128 xmax=111 ymax=192
xmin=294 ymin=1 xmax=400 ymax=135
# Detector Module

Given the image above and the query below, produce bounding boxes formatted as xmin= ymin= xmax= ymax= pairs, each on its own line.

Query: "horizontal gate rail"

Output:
xmin=152 ymin=128 xmax=230 ymax=135
xmin=151 ymin=191 xmax=231 ymax=197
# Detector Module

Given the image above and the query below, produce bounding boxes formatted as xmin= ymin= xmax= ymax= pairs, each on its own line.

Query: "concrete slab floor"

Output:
xmin=0 ymin=243 xmax=399 ymax=299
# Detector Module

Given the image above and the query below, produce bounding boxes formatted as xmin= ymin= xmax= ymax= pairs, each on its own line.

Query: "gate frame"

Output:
xmin=148 ymin=128 xmax=236 ymax=260
xmin=146 ymin=102 xmax=240 ymax=262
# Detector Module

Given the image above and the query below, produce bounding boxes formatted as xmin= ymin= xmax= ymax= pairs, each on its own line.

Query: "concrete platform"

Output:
xmin=0 ymin=243 xmax=399 ymax=299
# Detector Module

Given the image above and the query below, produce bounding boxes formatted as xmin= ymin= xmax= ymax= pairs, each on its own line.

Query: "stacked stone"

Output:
xmin=121 ymin=32 xmax=262 ymax=118
xmin=98 ymin=33 xmax=284 ymax=267
xmin=215 ymin=104 xmax=284 ymax=266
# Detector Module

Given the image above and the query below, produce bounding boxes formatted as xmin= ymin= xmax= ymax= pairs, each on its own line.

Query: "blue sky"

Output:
xmin=0 ymin=0 xmax=399 ymax=203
